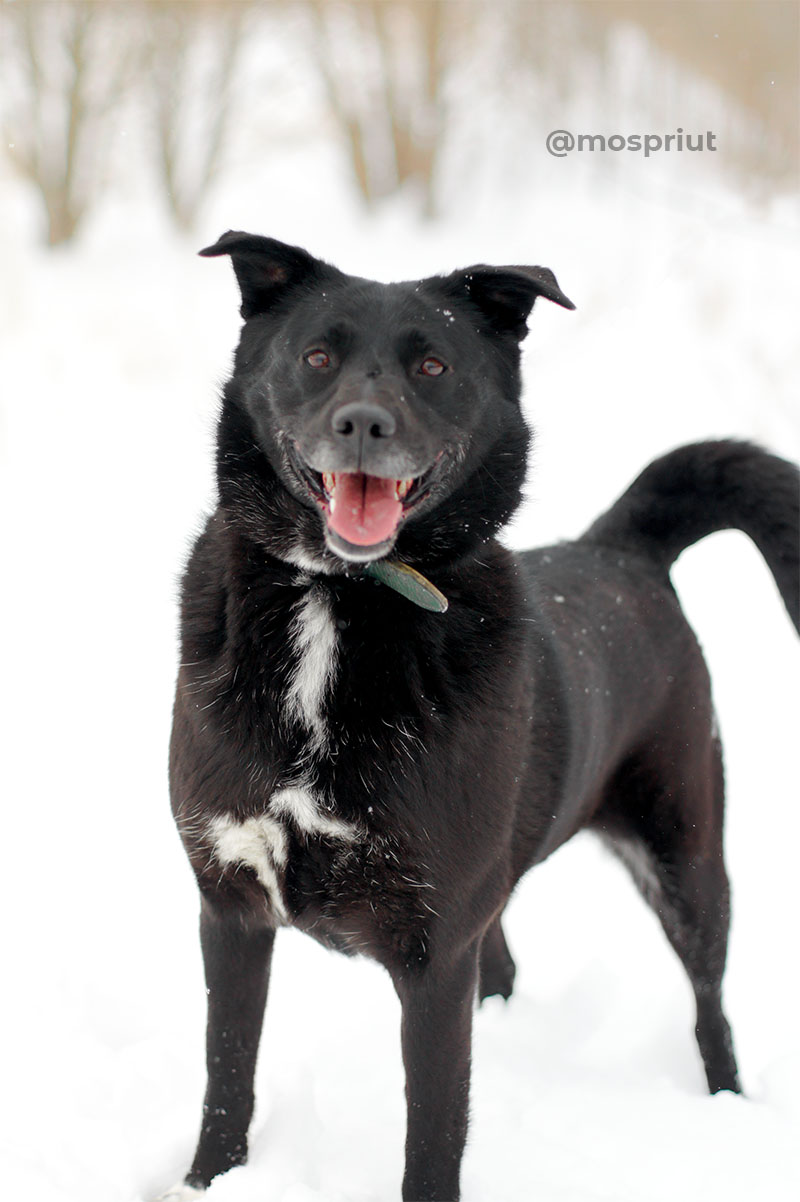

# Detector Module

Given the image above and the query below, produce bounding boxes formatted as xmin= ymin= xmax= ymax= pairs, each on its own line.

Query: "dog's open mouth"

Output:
xmin=291 ymin=448 xmax=435 ymax=555
xmin=320 ymin=472 xmax=412 ymax=546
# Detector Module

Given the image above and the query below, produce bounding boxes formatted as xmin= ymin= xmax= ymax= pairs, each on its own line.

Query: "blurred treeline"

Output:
xmin=1 ymin=0 xmax=797 ymax=246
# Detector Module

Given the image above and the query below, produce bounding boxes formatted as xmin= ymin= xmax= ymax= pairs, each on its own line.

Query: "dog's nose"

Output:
xmin=331 ymin=401 xmax=397 ymax=441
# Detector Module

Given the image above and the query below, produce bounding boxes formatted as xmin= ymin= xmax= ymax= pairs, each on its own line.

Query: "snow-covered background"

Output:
xmin=1 ymin=7 xmax=799 ymax=1201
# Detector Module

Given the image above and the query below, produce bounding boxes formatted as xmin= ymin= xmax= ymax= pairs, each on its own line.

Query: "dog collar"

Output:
xmin=362 ymin=559 xmax=448 ymax=613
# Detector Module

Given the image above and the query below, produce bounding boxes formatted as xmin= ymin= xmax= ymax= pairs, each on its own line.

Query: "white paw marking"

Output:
xmin=154 ymin=1184 xmax=205 ymax=1201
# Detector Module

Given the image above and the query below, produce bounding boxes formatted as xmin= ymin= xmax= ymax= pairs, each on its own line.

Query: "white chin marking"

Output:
xmin=282 ymin=540 xmax=335 ymax=575
xmin=155 ymin=1184 xmax=205 ymax=1201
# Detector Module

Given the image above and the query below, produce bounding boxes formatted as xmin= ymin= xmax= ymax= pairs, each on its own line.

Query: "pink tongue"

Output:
xmin=328 ymin=473 xmax=403 ymax=546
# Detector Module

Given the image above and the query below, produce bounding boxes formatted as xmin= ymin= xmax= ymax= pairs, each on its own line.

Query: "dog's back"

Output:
xmin=509 ymin=440 xmax=798 ymax=864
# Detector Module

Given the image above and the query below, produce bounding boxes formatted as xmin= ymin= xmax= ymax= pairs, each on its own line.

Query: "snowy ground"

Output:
xmin=2 ymin=112 xmax=799 ymax=1202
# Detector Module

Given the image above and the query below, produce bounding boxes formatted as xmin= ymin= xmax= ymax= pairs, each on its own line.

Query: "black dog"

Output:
xmin=162 ymin=232 xmax=800 ymax=1202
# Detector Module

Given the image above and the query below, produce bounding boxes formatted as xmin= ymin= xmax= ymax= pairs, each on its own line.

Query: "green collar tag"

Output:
xmin=362 ymin=559 xmax=449 ymax=613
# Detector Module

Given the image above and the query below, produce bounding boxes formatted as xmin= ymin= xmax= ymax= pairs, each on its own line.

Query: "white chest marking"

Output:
xmin=284 ymin=588 xmax=338 ymax=750
xmin=209 ymin=813 xmax=289 ymax=921
xmin=207 ymin=786 xmax=358 ymax=920
xmin=270 ymin=785 xmax=357 ymax=842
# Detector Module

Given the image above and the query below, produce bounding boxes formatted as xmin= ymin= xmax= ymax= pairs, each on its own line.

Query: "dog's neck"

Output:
xmin=277 ymin=534 xmax=448 ymax=613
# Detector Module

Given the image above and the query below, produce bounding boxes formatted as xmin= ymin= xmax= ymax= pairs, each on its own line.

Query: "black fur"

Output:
xmin=166 ymin=233 xmax=799 ymax=1201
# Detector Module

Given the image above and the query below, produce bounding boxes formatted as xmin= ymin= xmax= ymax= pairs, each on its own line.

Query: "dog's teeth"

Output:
xmin=397 ymin=479 xmax=413 ymax=499
xmin=322 ymin=472 xmax=336 ymax=495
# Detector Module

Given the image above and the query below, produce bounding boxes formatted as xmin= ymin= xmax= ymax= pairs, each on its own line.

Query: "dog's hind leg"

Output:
xmin=595 ymin=737 xmax=741 ymax=1095
xmin=184 ymin=896 xmax=276 ymax=1190
xmin=478 ymin=914 xmax=517 ymax=1002
xmin=625 ymin=835 xmax=740 ymax=1094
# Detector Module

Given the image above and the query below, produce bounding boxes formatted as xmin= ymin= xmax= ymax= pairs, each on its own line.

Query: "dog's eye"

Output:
xmin=419 ymin=357 xmax=447 ymax=377
xmin=304 ymin=349 xmax=331 ymax=370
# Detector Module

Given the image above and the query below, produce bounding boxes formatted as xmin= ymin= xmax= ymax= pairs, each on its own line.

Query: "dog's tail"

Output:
xmin=583 ymin=440 xmax=800 ymax=633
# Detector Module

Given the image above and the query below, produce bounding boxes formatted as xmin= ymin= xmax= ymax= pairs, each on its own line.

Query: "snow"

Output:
xmin=2 ymin=65 xmax=799 ymax=1202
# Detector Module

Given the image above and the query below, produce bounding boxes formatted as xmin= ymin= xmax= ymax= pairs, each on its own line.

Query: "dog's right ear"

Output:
xmin=199 ymin=231 xmax=336 ymax=319
xmin=439 ymin=264 xmax=575 ymax=341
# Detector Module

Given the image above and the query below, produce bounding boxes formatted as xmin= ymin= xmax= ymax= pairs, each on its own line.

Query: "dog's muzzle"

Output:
xmin=289 ymin=439 xmax=441 ymax=562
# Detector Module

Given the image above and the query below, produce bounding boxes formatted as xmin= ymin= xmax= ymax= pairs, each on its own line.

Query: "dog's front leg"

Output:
xmin=395 ymin=947 xmax=479 ymax=1202
xmin=185 ymin=896 xmax=275 ymax=1191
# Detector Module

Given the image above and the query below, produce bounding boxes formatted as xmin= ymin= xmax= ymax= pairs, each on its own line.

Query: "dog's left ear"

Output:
xmin=199 ymin=230 xmax=338 ymax=319
xmin=442 ymin=265 xmax=575 ymax=340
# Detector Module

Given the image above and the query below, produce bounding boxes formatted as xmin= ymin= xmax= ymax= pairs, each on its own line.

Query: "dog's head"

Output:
xmin=201 ymin=231 xmax=574 ymax=570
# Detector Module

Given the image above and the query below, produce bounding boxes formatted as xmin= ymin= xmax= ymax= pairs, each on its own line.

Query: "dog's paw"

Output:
xmin=154 ymin=1184 xmax=206 ymax=1201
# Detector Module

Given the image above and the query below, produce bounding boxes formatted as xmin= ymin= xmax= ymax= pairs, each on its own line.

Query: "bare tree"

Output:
xmin=504 ymin=0 xmax=798 ymax=193
xmin=306 ymin=0 xmax=455 ymax=215
xmin=139 ymin=0 xmax=253 ymax=232
xmin=4 ymin=0 xmax=792 ymax=248
xmin=1 ymin=0 xmax=138 ymax=246
xmin=598 ymin=0 xmax=799 ymax=187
